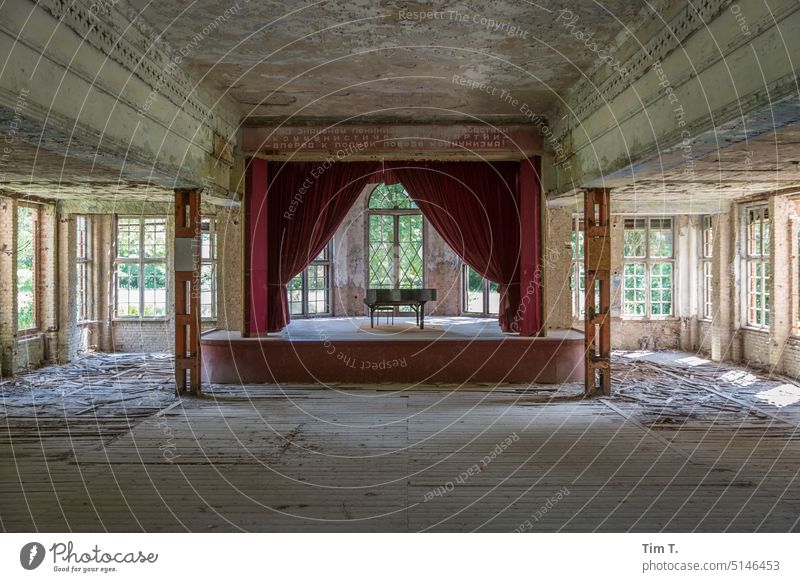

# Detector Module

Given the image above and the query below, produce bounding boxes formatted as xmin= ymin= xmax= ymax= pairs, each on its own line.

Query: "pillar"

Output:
xmin=243 ymin=157 xmax=268 ymax=336
xmin=174 ymin=189 xmax=201 ymax=395
xmin=711 ymin=205 xmax=734 ymax=362
xmin=769 ymin=195 xmax=792 ymax=373
xmin=584 ymin=188 xmax=612 ymax=396
xmin=0 ymin=196 xmax=16 ymax=377
xmin=519 ymin=155 xmax=544 ymax=336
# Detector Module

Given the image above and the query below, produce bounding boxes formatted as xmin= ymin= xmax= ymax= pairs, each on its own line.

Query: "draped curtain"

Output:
xmin=265 ymin=161 xmax=378 ymax=332
xmin=384 ymin=161 xmax=524 ymax=332
xmin=255 ymin=159 xmax=541 ymax=334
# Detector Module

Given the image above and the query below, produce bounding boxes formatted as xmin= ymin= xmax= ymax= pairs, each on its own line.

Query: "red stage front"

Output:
xmin=201 ymin=329 xmax=584 ymax=385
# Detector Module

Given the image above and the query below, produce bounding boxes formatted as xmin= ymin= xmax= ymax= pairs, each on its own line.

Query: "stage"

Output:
xmin=201 ymin=317 xmax=584 ymax=385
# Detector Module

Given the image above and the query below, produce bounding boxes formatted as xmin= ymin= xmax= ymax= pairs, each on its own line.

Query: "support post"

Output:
xmin=174 ymin=189 xmax=201 ymax=396
xmin=519 ymin=155 xmax=544 ymax=336
xmin=584 ymin=188 xmax=611 ymax=396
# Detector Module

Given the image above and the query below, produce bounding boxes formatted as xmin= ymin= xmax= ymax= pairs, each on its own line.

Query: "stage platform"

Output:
xmin=201 ymin=317 xmax=585 ymax=385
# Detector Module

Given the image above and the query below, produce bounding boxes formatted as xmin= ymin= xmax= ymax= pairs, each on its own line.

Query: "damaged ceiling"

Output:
xmin=128 ymin=0 xmax=651 ymax=124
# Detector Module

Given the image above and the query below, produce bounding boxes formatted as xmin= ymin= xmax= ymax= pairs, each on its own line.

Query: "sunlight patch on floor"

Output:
xmin=755 ymin=384 xmax=800 ymax=408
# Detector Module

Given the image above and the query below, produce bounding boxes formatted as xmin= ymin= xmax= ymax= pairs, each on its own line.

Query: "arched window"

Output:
xmin=366 ymin=184 xmax=424 ymax=293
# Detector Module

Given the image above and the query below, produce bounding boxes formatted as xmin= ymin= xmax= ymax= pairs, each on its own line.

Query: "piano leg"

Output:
xmin=420 ymin=303 xmax=425 ymax=330
xmin=370 ymin=307 xmax=374 ymax=328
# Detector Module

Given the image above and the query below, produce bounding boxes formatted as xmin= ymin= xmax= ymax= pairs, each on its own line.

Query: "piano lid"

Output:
xmin=365 ymin=288 xmax=437 ymax=302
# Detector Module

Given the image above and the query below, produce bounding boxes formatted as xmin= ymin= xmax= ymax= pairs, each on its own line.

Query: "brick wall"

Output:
xmin=14 ymin=335 xmax=45 ymax=371
xmin=783 ymin=337 xmax=800 ymax=379
xmin=545 ymin=206 xmax=574 ymax=330
xmin=612 ymin=318 xmax=682 ymax=350
xmin=740 ymin=328 xmax=771 ymax=369
xmin=56 ymin=210 xmax=79 ymax=363
xmin=112 ymin=320 xmax=172 ymax=353
xmin=697 ymin=319 xmax=712 ymax=354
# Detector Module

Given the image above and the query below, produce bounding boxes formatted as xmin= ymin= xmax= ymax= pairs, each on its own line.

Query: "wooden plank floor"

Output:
xmin=2 ymin=352 xmax=800 ymax=532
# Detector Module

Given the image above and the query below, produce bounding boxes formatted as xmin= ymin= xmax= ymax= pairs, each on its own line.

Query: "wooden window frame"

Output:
xmin=76 ymin=215 xmax=93 ymax=323
xmin=200 ymin=218 xmax=217 ymax=321
xmin=743 ymin=204 xmax=770 ymax=330
xmin=289 ymin=241 xmax=333 ymax=318
xmin=16 ymin=202 xmax=41 ymax=335
xmin=700 ymin=215 xmax=713 ymax=321
xmin=113 ymin=215 xmax=169 ymax=320
xmin=461 ymin=263 xmax=499 ymax=317
xmin=621 ymin=216 xmax=675 ymax=320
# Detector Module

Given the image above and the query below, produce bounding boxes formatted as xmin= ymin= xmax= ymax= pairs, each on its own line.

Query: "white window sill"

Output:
xmin=112 ymin=318 xmax=170 ymax=323
xmin=741 ymin=326 xmax=770 ymax=334
xmin=620 ymin=317 xmax=680 ymax=322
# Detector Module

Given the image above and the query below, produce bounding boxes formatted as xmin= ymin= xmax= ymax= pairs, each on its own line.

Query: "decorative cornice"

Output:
xmin=568 ymin=0 xmax=732 ymax=123
xmin=38 ymin=0 xmax=213 ymax=125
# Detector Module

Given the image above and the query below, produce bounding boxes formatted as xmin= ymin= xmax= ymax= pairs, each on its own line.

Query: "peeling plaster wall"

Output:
xmin=698 ymin=320 xmax=713 ymax=354
xmin=544 ymin=206 xmax=574 ymax=330
xmin=216 ymin=207 xmax=242 ymax=332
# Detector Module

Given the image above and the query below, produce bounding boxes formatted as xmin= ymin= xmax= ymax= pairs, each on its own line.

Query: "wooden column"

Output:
xmin=584 ymin=188 xmax=611 ymax=396
xmin=174 ymin=189 xmax=201 ymax=396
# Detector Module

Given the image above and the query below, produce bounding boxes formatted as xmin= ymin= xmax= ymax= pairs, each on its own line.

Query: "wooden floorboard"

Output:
xmin=2 ymin=351 xmax=800 ymax=532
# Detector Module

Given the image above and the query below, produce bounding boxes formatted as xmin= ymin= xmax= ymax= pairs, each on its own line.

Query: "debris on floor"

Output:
xmin=610 ymin=351 xmax=800 ymax=429
xmin=0 ymin=353 xmax=176 ymax=441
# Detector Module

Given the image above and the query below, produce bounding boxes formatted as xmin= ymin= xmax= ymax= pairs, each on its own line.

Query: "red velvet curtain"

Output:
xmin=385 ymin=161 xmax=524 ymax=332
xmin=266 ymin=161 xmax=378 ymax=332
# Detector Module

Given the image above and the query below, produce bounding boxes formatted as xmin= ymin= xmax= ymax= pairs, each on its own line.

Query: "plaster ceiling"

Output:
xmin=550 ymin=121 xmax=800 ymax=213
xmin=128 ymin=0 xmax=648 ymax=124
xmin=0 ymin=141 xmax=176 ymax=202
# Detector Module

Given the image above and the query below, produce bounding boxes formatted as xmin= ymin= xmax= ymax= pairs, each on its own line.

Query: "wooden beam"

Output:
xmin=584 ymin=188 xmax=612 ymax=396
xmin=174 ymin=189 xmax=201 ymax=396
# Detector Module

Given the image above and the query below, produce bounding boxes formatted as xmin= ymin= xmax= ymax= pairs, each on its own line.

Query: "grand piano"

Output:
xmin=364 ymin=288 xmax=437 ymax=329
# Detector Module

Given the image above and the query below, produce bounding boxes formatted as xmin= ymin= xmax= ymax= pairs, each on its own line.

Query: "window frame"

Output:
xmin=113 ymin=215 xmax=169 ymax=320
xmin=570 ymin=215 xmax=586 ymax=319
xmin=288 ymin=241 xmax=333 ymax=318
xmin=76 ymin=215 xmax=93 ymax=323
xmin=621 ymin=216 xmax=676 ymax=320
xmin=16 ymin=202 xmax=41 ymax=335
xmin=200 ymin=218 xmax=217 ymax=321
xmin=365 ymin=184 xmax=426 ymax=292
xmin=700 ymin=215 xmax=713 ymax=321
xmin=461 ymin=263 xmax=499 ymax=317
xmin=743 ymin=204 xmax=770 ymax=330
